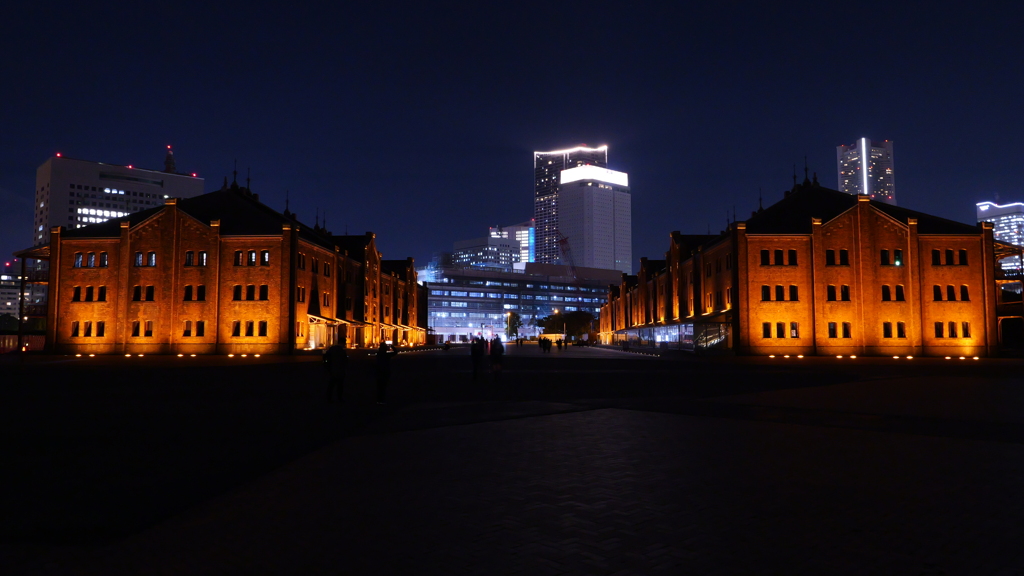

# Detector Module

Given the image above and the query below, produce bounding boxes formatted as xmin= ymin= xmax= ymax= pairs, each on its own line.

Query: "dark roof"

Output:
xmin=745 ymin=183 xmax=980 ymax=235
xmin=330 ymin=233 xmax=375 ymax=259
xmin=61 ymin=185 xmax=337 ymax=250
xmin=382 ymin=259 xmax=413 ymax=276
xmin=639 ymin=259 xmax=666 ymax=275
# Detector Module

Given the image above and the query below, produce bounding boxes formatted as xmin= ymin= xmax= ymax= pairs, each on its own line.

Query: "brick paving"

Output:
xmin=4 ymin=347 xmax=1024 ymax=574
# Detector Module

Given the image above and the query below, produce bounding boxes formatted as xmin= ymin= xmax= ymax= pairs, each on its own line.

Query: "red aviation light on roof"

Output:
xmin=128 ymin=165 xmax=133 ymax=169
xmin=56 ymin=152 xmax=61 ymax=157
xmin=191 ymin=173 xmax=197 ymax=177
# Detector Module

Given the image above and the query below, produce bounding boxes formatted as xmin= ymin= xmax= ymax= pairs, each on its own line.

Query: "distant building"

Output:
xmin=489 ymin=220 xmax=535 ymax=268
xmin=32 ymin=148 xmax=205 ymax=246
xmin=425 ymin=263 xmax=619 ymax=342
xmin=14 ymin=183 xmax=425 ymax=354
xmin=0 ymin=260 xmax=23 ymax=319
xmin=533 ymin=145 xmax=608 ymax=266
xmin=977 ymin=201 xmax=1024 ymax=271
xmin=601 ymin=180 xmax=1016 ymax=356
xmin=557 ymin=165 xmax=632 ymax=274
xmin=451 ymin=220 xmax=536 ymax=272
xmin=836 ymin=138 xmax=896 ymax=205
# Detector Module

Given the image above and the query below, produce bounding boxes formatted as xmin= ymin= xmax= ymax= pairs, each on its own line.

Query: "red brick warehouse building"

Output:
xmin=600 ymin=178 xmax=1021 ymax=356
xmin=17 ymin=182 xmax=425 ymax=354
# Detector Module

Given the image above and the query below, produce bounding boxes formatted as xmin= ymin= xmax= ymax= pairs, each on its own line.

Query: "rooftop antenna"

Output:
xmin=759 ymin=188 xmax=763 ymax=210
xmin=246 ymin=167 xmax=251 ymax=190
xmin=315 ymin=207 xmax=319 ymax=228
xmin=792 ymin=164 xmax=797 ymax=187
xmin=232 ymin=159 xmax=238 ymax=184
xmin=804 ymin=155 xmax=809 ymax=182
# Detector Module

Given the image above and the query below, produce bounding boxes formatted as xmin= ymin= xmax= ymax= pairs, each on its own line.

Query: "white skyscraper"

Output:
xmin=837 ymin=138 xmax=896 ymax=205
xmin=978 ymin=201 xmax=1024 ymax=271
xmin=32 ymin=148 xmax=205 ymax=246
xmin=533 ymin=145 xmax=631 ymax=274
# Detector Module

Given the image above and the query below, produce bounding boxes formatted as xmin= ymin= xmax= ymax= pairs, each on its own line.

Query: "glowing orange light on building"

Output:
xmin=228 ymin=354 xmax=235 ymax=357
xmin=177 ymin=354 xmax=184 ymax=357
xmin=849 ymin=355 xmax=857 ymax=359
xmin=88 ymin=354 xmax=95 ymax=357
xmin=190 ymin=354 xmax=196 ymax=357
xmin=906 ymin=356 xmax=913 ymax=359
xmin=125 ymin=354 xmax=131 ymax=357
xmin=75 ymin=354 xmax=82 ymax=357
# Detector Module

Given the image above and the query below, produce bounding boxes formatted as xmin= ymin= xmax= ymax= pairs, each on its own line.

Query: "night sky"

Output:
xmin=3 ymin=2 xmax=1022 ymax=269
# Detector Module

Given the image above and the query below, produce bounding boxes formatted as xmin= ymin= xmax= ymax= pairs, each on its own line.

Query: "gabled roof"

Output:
xmin=745 ymin=183 xmax=980 ymax=235
xmin=382 ymin=259 xmax=414 ymax=276
xmin=331 ymin=233 xmax=375 ymax=259
xmin=61 ymin=185 xmax=338 ymax=250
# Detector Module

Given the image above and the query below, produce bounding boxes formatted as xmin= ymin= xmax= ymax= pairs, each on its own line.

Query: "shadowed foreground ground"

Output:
xmin=3 ymin=345 xmax=1024 ymax=574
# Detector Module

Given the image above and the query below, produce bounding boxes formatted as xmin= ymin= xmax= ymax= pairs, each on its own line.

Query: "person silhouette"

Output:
xmin=323 ymin=337 xmax=348 ymax=402
xmin=375 ymin=342 xmax=398 ymax=404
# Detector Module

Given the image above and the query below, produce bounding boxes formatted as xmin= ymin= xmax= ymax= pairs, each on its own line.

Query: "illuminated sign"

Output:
xmin=559 ymin=165 xmax=629 ymax=187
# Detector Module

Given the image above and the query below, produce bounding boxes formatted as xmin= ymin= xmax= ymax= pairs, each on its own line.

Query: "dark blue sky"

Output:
xmin=3 ymin=2 xmax=1022 ymax=268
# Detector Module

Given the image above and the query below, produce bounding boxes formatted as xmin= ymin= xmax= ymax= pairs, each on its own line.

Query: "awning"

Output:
xmin=307 ymin=314 xmax=340 ymax=325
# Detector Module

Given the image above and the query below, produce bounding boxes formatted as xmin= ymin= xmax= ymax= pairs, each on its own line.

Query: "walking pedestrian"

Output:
xmin=323 ymin=337 xmax=348 ymax=402
xmin=489 ymin=336 xmax=504 ymax=380
xmin=375 ymin=342 xmax=398 ymax=404
xmin=471 ymin=337 xmax=485 ymax=381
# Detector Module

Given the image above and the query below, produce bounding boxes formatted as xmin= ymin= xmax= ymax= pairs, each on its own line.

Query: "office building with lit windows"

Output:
xmin=836 ymin=138 xmax=896 ymax=205
xmin=451 ymin=220 xmax=536 ymax=272
xmin=32 ymin=149 xmax=205 ymax=246
xmin=977 ymin=201 xmax=1024 ymax=272
xmin=557 ymin=165 xmax=632 ymax=274
xmin=490 ymin=220 xmax=535 ymax=269
xmin=601 ymin=179 xmax=1015 ymax=356
xmin=533 ymin=145 xmax=609 ymax=265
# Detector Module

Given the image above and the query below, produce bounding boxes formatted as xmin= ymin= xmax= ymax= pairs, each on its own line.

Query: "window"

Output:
xmin=762 ymin=322 xmax=772 ymax=338
xmin=246 ymin=285 xmax=256 ymax=300
xmin=259 ymin=285 xmax=269 ymax=300
xmin=132 ymin=321 xmax=140 ymax=337
xmin=312 ymin=258 xmax=319 ymax=274
xmin=881 ymin=285 xmax=891 ymax=301
xmin=948 ymin=321 xmax=958 ymax=338
xmin=245 ymin=321 xmax=254 ymax=337
xmin=775 ymin=285 xmax=785 ymax=301
xmin=788 ymin=250 xmax=797 ymax=265
xmin=87 ymin=253 xmax=96 ymax=267
xmin=761 ymin=250 xmax=770 ymax=265
xmin=933 ymin=285 xmax=943 ymax=301
xmin=962 ymin=322 xmax=971 ymax=338
xmin=826 ymin=250 xmax=836 ymax=266
xmin=234 ymin=251 xmax=244 ymax=266
xmin=96 ymin=321 xmax=105 ymax=337
xmin=258 ymin=321 xmax=267 ymax=337
xmin=135 ymin=252 xmax=144 ymax=267
xmin=894 ymin=249 xmax=903 ymax=266
xmin=705 ymin=263 xmax=712 ymax=278
xmin=85 ymin=286 xmax=94 ymax=302
xmin=83 ymin=322 xmax=92 ymax=337
xmin=233 ymin=285 xmax=242 ymax=301
xmin=842 ymin=322 xmax=851 ymax=339
xmin=789 ymin=285 xmax=799 ymax=301
xmin=828 ymin=322 xmax=838 ymax=338
xmin=248 ymin=250 xmax=257 ymax=266
xmin=945 ymin=249 xmax=954 ymax=265
xmin=184 ymin=285 xmax=193 ymax=301
xmin=324 ymin=263 xmax=331 ymax=277
xmin=895 ymin=285 xmax=905 ymax=302
xmin=959 ymin=249 xmax=968 ymax=265
xmin=961 ymin=286 xmax=970 ymax=301
xmin=99 ymin=252 xmax=108 ymax=267
xmin=147 ymin=252 xmax=156 ymax=266
xmin=196 ymin=321 xmax=205 ymax=337
xmin=774 ymin=250 xmax=784 ymax=265
xmin=144 ymin=321 xmax=153 ymax=337
xmin=883 ymin=322 xmax=893 ymax=338
xmin=260 ymin=250 xmax=270 ymax=266
xmin=725 ymin=253 xmax=732 ymax=270
xmin=760 ymin=285 xmax=771 ymax=301
xmin=323 ymin=293 xmax=330 ymax=307
xmin=841 ymin=285 xmax=850 ymax=301
xmin=228 ymin=320 xmax=240 ymax=337
xmin=197 ymin=285 xmax=206 ymax=301
xmin=183 ymin=320 xmax=193 ymax=337
xmin=880 ymin=249 xmax=890 ymax=266
xmin=132 ymin=285 xmax=142 ymax=301
xmin=947 ymin=285 xmax=956 ymax=301
xmin=839 ymin=250 xmax=849 ymax=265
xmin=145 ymin=286 xmax=154 ymax=301
xmin=98 ymin=286 xmax=106 ymax=302
xmin=185 ymin=251 xmax=195 ymax=266
xmin=932 ymin=249 xmax=941 ymax=265
xmin=72 ymin=286 xmax=81 ymax=302
xmin=935 ymin=322 xmax=944 ymax=338
xmin=198 ymin=251 xmax=207 ymax=266
xmin=827 ymin=285 xmax=837 ymax=301
xmin=776 ymin=322 xmax=786 ymax=338
xmin=74 ymin=253 xmax=83 ymax=268
xmin=897 ymin=322 xmax=906 ymax=338
xmin=71 ymin=321 xmax=80 ymax=337
xmin=790 ymin=322 xmax=799 ymax=338
xmin=297 ymin=253 xmax=306 ymax=270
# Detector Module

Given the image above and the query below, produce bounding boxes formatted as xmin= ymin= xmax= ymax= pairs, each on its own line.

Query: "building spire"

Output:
xmin=803 ymin=156 xmax=810 ymax=185
xmin=164 ymin=145 xmax=176 ymax=174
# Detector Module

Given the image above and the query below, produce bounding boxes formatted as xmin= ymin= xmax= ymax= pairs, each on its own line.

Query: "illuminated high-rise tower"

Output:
xmin=977 ymin=200 xmax=1024 ymax=271
xmin=836 ymin=138 xmax=896 ymax=205
xmin=534 ymin=145 xmax=630 ymax=273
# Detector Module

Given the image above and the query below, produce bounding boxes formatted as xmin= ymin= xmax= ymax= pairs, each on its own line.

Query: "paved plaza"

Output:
xmin=3 ymin=345 xmax=1024 ymax=574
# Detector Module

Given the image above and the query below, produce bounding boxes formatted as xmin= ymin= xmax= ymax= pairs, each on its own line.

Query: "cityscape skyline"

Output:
xmin=3 ymin=4 xmax=1023 ymax=278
